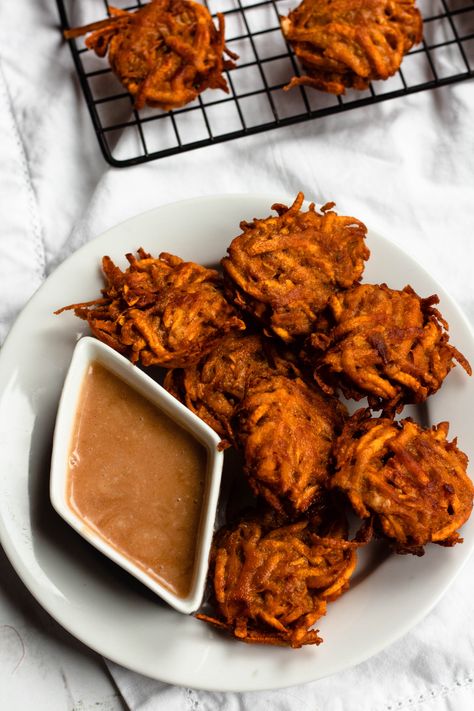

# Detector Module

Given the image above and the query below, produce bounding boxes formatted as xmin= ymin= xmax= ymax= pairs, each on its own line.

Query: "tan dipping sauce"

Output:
xmin=67 ymin=362 xmax=207 ymax=598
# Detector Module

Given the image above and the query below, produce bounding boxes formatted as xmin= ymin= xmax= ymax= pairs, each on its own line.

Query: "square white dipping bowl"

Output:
xmin=50 ymin=336 xmax=224 ymax=615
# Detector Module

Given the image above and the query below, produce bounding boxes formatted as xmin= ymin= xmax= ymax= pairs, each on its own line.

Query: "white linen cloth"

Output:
xmin=1 ymin=1 xmax=474 ymax=709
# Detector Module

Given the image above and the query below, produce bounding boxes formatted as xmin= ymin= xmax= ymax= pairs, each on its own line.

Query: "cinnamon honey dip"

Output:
xmin=67 ymin=362 xmax=207 ymax=598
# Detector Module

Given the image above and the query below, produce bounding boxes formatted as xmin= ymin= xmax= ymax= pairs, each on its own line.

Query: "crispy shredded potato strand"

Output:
xmin=196 ymin=511 xmax=358 ymax=647
xmin=55 ymin=248 xmax=245 ymax=368
xmin=333 ymin=410 xmax=474 ymax=554
xmin=64 ymin=0 xmax=237 ymax=111
xmin=281 ymin=0 xmax=422 ymax=94
xmin=313 ymin=283 xmax=471 ymax=411
xmin=164 ymin=332 xmax=300 ymax=445
xmin=221 ymin=192 xmax=369 ymax=343
xmin=236 ymin=375 xmax=347 ymax=513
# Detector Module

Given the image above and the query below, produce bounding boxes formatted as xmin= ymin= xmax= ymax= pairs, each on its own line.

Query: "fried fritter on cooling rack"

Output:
xmin=196 ymin=507 xmax=359 ymax=647
xmin=281 ymin=0 xmax=422 ymax=94
xmin=64 ymin=0 xmax=237 ymax=111
xmin=221 ymin=192 xmax=369 ymax=343
xmin=312 ymin=283 xmax=471 ymax=412
xmin=235 ymin=374 xmax=347 ymax=513
xmin=164 ymin=332 xmax=300 ymax=446
xmin=55 ymin=248 xmax=245 ymax=368
xmin=333 ymin=410 xmax=474 ymax=555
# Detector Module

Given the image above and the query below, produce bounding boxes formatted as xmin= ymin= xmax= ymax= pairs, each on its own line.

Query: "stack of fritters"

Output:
xmin=57 ymin=192 xmax=473 ymax=648
xmin=281 ymin=0 xmax=423 ymax=94
xmin=64 ymin=0 xmax=237 ymax=111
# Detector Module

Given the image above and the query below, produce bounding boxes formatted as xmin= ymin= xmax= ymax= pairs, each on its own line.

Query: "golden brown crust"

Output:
xmin=312 ymin=283 xmax=471 ymax=411
xmin=281 ymin=0 xmax=423 ymax=94
xmin=196 ymin=511 xmax=358 ymax=647
xmin=236 ymin=374 xmax=347 ymax=513
xmin=163 ymin=332 xmax=300 ymax=445
xmin=221 ymin=193 xmax=369 ymax=343
xmin=332 ymin=410 xmax=474 ymax=554
xmin=65 ymin=0 xmax=237 ymax=111
xmin=55 ymin=248 xmax=245 ymax=368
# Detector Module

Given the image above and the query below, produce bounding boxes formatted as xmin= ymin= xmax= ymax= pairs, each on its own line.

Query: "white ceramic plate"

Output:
xmin=0 ymin=194 xmax=473 ymax=692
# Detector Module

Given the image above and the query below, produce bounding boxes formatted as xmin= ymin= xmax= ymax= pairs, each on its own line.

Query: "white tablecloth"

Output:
xmin=1 ymin=1 xmax=474 ymax=709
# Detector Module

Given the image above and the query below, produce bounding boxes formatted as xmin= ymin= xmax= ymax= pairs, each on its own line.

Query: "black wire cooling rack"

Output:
xmin=57 ymin=0 xmax=474 ymax=167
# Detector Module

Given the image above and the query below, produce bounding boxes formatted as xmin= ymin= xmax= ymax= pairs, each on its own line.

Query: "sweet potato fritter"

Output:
xmin=333 ymin=410 xmax=474 ymax=554
xmin=221 ymin=193 xmax=369 ymax=343
xmin=64 ymin=0 xmax=237 ymax=111
xmin=164 ymin=332 xmax=300 ymax=445
xmin=236 ymin=375 xmax=347 ymax=513
xmin=55 ymin=248 xmax=245 ymax=368
xmin=196 ymin=511 xmax=358 ymax=647
xmin=312 ymin=283 xmax=471 ymax=411
xmin=281 ymin=0 xmax=422 ymax=94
